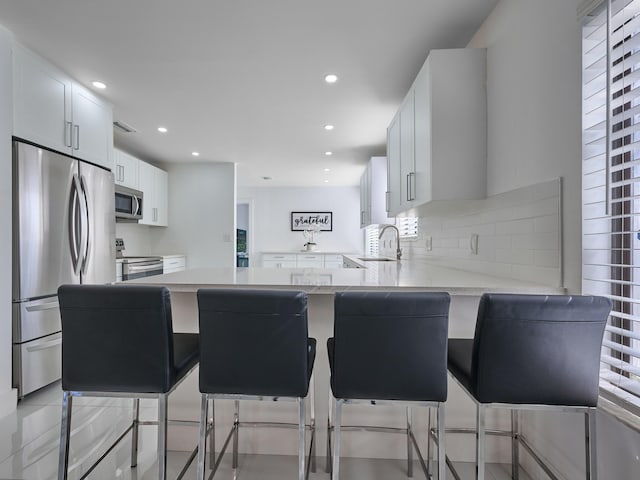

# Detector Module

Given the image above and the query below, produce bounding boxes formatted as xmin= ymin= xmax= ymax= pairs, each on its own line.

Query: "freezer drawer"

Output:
xmin=13 ymin=332 xmax=62 ymax=398
xmin=12 ymin=296 xmax=61 ymax=343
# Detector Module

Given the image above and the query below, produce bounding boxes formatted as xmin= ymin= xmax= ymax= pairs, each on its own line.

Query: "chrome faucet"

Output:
xmin=379 ymin=224 xmax=402 ymax=260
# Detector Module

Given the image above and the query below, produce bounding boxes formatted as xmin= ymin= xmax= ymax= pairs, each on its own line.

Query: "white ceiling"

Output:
xmin=0 ymin=0 xmax=497 ymax=187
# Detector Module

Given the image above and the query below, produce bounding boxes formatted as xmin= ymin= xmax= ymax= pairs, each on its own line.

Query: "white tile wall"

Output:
xmin=382 ymin=178 xmax=562 ymax=287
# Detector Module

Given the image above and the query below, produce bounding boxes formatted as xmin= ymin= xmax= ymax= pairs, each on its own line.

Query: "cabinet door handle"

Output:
xmin=65 ymin=121 xmax=73 ymax=148
xmin=73 ymin=125 xmax=80 ymax=150
xmin=407 ymin=172 xmax=416 ymax=201
xmin=385 ymin=191 xmax=390 ymax=212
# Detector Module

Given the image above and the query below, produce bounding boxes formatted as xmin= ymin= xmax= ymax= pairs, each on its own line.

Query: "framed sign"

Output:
xmin=291 ymin=212 xmax=333 ymax=231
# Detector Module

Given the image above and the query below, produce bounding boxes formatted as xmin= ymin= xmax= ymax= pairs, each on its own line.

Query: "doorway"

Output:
xmin=236 ymin=201 xmax=251 ymax=267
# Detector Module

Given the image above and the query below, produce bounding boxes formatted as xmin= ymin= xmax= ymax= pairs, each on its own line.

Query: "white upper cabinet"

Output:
xmin=13 ymin=43 xmax=113 ymax=170
xmin=139 ymin=161 xmax=168 ymax=227
xmin=386 ymin=114 xmax=402 ymax=215
xmin=114 ymin=148 xmax=139 ymax=189
xmin=387 ymin=48 xmax=487 ymax=216
xmin=360 ymin=156 xmax=394 ymax=228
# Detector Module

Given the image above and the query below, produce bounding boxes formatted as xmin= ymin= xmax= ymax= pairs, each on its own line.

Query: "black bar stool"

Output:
xmin=327 ymin=291 xmax=451 ymax=480
xmin=196 ymin=289 xmax=316 ymax=480
xmin=447 ymin=293 xmax=611 ymax=480
xmin=57 ymin=284 xmax=199 ymax=480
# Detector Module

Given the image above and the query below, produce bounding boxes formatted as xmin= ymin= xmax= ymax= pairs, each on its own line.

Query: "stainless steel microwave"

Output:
xmin=115 ymin=184 xmax=143 ymax=221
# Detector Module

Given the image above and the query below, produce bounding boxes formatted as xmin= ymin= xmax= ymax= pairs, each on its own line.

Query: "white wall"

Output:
xmin=238 ymin=186 xmax=363 ymax=259
xmin=395 ymin=179 xmax=562 ymax=287
xmin=0 ymin=25 xmax=16 ymax=418
xmin=467 ymin=0 xmax=640 ymax=478
xmin=468 ymin=0 xmax=582 ymax=295
xmin=115 ymin=162 xmax=236 ymax=269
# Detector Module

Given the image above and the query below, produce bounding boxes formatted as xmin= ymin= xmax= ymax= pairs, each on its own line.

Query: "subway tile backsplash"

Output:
xmin=382 ymin=178 xmax=562 ymax=287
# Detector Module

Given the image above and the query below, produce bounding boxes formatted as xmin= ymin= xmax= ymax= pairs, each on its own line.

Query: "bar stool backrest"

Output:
xmin=471 ymin=293 xmax=611 ymax=406
xmin=58 ymin=284 xmax=175 ymax=393
xmin=197 ymin=289 xmax=311 ymax=397
xmin=331 ymin=291 xmax=450 ymax=401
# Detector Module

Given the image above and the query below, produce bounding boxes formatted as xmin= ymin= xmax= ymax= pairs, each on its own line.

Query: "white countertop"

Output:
xmin=160 ymin=254 xmax=186 ymax=259
xmin=262 ymin=251 xmax=358 ymax=255
xmin=128 ymin=258 xmax=565 ymax=296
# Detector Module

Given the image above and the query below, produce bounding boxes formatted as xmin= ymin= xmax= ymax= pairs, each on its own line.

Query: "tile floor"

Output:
xmin=0 ymin=382 xmax=531 ymax=479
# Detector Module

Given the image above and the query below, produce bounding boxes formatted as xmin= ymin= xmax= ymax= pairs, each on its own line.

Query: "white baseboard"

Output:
xmin=0 ymin=388 xmax=17 ymax=419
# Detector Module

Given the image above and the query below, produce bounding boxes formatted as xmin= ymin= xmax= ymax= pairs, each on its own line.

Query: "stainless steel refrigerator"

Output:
xmin=12 ymin=140 xmax=115 ymax=398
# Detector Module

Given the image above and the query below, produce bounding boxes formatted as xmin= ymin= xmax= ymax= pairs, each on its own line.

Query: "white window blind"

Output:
xmin=583 ymin=0 xmax=640 ymax=414
xmin=365 ymin=225 xmax=380 ymax=256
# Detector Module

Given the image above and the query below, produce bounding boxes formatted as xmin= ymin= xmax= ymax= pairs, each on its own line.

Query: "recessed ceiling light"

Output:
xmin=324 ymin=179 xmax=330 ymax=183
xmin=324 ymin=74 xmax=338 ymax=84
xmin=325 ymin=151 xmax=333 ymax=156
xmin=324 ymin=125 xmax=334 ymax=131
xmin=324 ymin=168 xmax=331 ymax=172
xmin=92 ymin=81 xmax=106 ymax=89
xmin=192 ymin=151 xmax=200 ymax=157
xmin=157 ymin=127 xmax=168 ymax=133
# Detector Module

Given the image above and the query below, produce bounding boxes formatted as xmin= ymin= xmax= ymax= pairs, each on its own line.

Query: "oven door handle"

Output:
xmin=125 ymin=263 xmax=163 ymax=274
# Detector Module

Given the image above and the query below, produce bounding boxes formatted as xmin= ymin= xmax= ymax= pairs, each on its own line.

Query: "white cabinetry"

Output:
xmin=114 ymin=148 xmax=139 ymax=189
xmin=296 ymin=254 xmax=324 ymax=268
xmin=262 ymin=253 xmax=345 ymax=268
xmin=262 ymin=254 xmax=297 ymax=268
xmin=139 ymin=161 xmax=168 ymax=227
xmin=163 ymin=255 xmax=186 ymax=274
xmin=360 ymin=156 xmax=394 ymax=227
xmin=324 ymin=254 xmax=345 ymax=269
xmin=13 ymin=44 xmax=113 ymax=170
xmin=387 ymin=48 xmax=486 ymax=216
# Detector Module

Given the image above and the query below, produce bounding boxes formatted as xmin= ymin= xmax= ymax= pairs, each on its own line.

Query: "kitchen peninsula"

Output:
xmin=129 ymin=259 xmax=564 ymax=462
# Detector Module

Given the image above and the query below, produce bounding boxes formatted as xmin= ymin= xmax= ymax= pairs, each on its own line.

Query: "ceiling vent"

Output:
xmin=113 ymin=120 xmax=137 ymax=133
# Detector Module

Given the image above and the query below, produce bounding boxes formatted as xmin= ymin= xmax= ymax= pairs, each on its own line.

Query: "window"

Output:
xmin=395 ymin=217 xmax=418 ymax=238
xmin=364 ymin=225 xmax=380 ymax=257
xmin=582 ymin=0 xmax=640 ymax=413
xmin=364 ymin=218 xmax=417 ymax=257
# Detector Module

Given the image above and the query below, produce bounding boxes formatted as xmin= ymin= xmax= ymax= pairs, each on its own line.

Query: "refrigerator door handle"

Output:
xmin=68 ymin=174 xmax=82 ymax=275
xmin=79 ymin=175 xmax=91 ymax=276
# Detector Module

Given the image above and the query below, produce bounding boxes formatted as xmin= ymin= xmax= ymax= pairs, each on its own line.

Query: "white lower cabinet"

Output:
xmin=163 ymin=255 xmax=186 ymax=274
xmin=115 ymin=261 xmax=122 ymax=282
xmin=296 ymin=254 xmax=324 ymax=268
xmin=262 ymin=254 xmax=297 ymax=268
xmin=262 ymin=253 xmax=345 ymax=268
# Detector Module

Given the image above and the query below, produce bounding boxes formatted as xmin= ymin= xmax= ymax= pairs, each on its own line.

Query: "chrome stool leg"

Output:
xmin=197 ymin=394 xmax=208 ymax=480
xmin=511 ymin=410 xmax=519 ymax=480
xmin=209 ymin=398 xmax=216 ymax=468
xmin=57 ymin=391 xmax=72 ymax=480
xmin=437 ymin=403 xmax=445 ymax=480
xmin=157 ymin=395 xmax=168 ymax=480
xmin=310 ymin=374 xmax=316 ymax=473
xmin=131 ymin=398 xmax=140 ymax=468
xmin=407 ymin=406 xmax=413 ymax=477
xmin=298 ymin=397 xmax=306 ymax=480
xmin=326 ymin=388 xmax=333 ymax=473
xmin=427 ymin=405 xmax=434 ymax=475
xmin=586 ymin=408 xmax=597 ymax=480
xmin=476 ymin=404 xmax=486 ymax=480
xmin=332 ymin=399 xmax=343 ymax=480
xmin=232 ymin=400 xmax=240 ymax=470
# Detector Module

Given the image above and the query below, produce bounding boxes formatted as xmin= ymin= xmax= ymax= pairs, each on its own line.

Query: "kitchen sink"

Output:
xmin=357 ymin=257 xmax=395 ymax=262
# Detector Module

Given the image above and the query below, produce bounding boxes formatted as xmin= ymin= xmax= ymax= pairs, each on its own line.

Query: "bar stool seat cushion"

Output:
xmin=328 ymin=291 xmax=450 ymax=402
xmin=446 ymin=338 xmax=473 ymax=393
xmin=174 ymin=333 xmax=201 ymax=379
xmin=198 ymin=289 xmax=316 ymax=397
xmin=447 ymin=294 xmax=611 ymax=406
